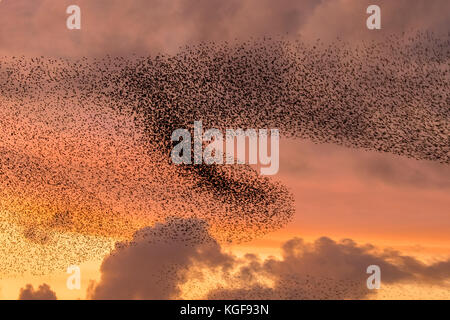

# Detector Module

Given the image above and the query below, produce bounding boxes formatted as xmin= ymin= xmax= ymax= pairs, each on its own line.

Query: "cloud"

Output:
xmin=87 ymin=219 xmax=450 ymax=299
xmin=355 ymin=156 xmax=450 ymax=190
xmin=208 ymin=237 xmax=450 ymax=299
xmin=300 ymin=0 xmax=450 ymax=42
xmin=280 ymin=140 xmax=450 ymax=190
xmin=87 ymin=218 xmax=234 ymax=299
xmin=18 ymin=283 xmax=57 ymax=300
xmin=0 ymin=0 xmax=448 ymax=56
xmin=0 ymin=0 xmax=317 ymax=56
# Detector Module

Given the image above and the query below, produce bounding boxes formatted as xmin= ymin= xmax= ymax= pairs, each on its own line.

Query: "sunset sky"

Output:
xmin=0 ymin=0 xmax=448 ymax=300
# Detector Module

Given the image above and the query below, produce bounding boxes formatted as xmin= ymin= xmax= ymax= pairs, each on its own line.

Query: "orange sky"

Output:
xmin=1 ymin=139 xmax=448 ymax=299
xmin=0 ymin=0 xmax=448 ymax=299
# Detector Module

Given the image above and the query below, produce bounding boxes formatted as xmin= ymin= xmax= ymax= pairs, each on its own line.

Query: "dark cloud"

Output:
xmin=88 ymin=219 xmax=450 ymax=300
xmin=18 ymin=283 xmax=57 ymax=300
xmin=208 ymin=237 xmax=450 ymax=299
xmin=87 ymin=218 xmax=234 ymax=299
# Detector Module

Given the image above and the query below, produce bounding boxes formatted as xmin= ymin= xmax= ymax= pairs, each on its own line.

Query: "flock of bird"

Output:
xmin=0 ymin=30 xmax=448 ymax=275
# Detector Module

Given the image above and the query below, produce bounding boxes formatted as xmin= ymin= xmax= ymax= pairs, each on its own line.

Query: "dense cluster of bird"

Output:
xmin=0 ymin=31 xmax=448 ymax=275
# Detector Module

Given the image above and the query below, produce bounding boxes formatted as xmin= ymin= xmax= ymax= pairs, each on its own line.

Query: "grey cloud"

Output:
xmin=18 ymin=283 xmax=57 ymax=300
xmin=87 ymin=218 xmax=234 ymax=299
xmin=87 ymin=219 xmax=450 ymax=300
xmin=209 ymin=237 xmax=450 ymax=299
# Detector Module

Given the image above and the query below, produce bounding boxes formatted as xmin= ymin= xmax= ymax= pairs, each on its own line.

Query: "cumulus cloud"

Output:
xmin=208 ymin=237 xmax=450 ymax=299
xmin=18 ymin=283 xmax=57 ymax=300
xmin=87 ymin=218 xmax=234 ymax=299
xmin=87 ymin=219 xmax=450 ymax=300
